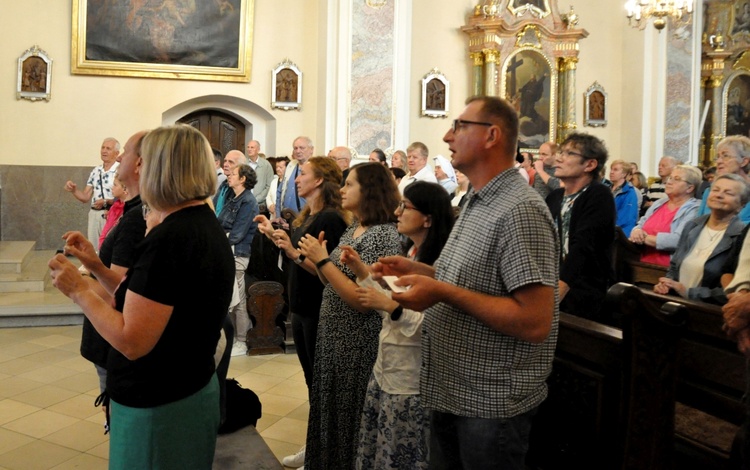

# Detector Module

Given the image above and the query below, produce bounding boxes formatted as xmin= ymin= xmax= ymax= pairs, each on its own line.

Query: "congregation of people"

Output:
xmin=50 ymin=95 xmax=750 ymax=469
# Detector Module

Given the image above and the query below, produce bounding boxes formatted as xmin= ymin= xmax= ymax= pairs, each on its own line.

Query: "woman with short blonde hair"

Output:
xmin=49 ymin=124 xmax=235 ymax=469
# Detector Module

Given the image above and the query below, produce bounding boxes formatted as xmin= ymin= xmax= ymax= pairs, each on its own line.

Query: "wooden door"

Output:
xmin=177 ymin=110 xmax=247 ymax=159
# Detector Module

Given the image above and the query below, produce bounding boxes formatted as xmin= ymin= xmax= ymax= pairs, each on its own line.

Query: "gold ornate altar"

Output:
xmin=701 ymin=0 xmax=750 ymax=166
xmin=462 ymin=1 xmax=588 ymax=151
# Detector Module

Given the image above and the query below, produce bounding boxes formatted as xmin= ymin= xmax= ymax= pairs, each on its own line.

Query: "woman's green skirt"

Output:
xmin=109 ymin=374 xmax=220 ymax=470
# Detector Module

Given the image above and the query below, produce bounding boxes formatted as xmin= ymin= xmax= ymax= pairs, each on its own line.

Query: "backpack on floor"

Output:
xmin=218 ymin=378 xmax=262 ymax=434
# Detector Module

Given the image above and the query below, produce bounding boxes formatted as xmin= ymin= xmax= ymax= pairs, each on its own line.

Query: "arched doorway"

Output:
xmin=177 ymin=110 xmax=247 ymax=158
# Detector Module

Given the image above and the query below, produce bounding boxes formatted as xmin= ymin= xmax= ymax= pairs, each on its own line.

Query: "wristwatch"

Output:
xmin=293 ymin=254 xmax=306 ymax=265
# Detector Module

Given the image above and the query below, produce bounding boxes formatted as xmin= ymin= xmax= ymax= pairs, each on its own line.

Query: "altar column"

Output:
xmin=470 ymin=51 xmax=484 ymax=97
xmin=558 ymin=57 xmax=578 ymax=141
xmin=483 ymin=48 xmax=499 ymax=96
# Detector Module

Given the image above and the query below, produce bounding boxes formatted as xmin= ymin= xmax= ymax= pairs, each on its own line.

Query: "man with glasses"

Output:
xmin=380 ymin=96 xmax=558 ymax=469
xmin=545 ymin=133 xmax=615 ymax=321
xmin=644 ymin=155 xmax=678 ymax=214
xmin=328 ymin=146 xmax=352 ymax=187
xmin=397 ymin=141 xmax=438 ymax=194
xmin=276 ymin=136 xmax=313 ymax=219
xmin=532 ymin=141 xmax=561 ymax=199
xmin=63 ymin=131 xmax=148 ymax=430
xmin=213 ymin=150 xmax=248 ymax=215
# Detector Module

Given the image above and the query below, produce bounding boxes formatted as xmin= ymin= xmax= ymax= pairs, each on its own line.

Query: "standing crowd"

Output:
xmin=52 ymin=94 xmax=750 ymax=470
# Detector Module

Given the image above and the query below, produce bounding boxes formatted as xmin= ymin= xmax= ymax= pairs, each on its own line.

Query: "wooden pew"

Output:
xmin=639 ymin=288 xmax=745 ymax=469
xmin=612 ymin=226 xmax=668 ymax=287
xmin=527 ymin=283 xmax=686 ymax=469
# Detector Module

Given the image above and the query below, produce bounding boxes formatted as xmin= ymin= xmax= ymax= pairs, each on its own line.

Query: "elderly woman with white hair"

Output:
xmin=49 ymin=125 xmax=235 ymax=469
xmin=697 ymin=135 xmax=750 ymax=223
xmin=655 ymin=174 xmax=750 ymax=304
xmin=629 ymin=164 xmax=702 ymax=266
xmin=433 ymin=154 xmax=458 ymax=195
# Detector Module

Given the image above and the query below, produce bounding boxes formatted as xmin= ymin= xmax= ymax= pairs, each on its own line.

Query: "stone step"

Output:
xmin=0 ymin=249 xmax=82 ymax=327
xmin=0 ymin=241 xmax=36 ymax=274
xmin=0 ymin=250 xmax=54 ymax=293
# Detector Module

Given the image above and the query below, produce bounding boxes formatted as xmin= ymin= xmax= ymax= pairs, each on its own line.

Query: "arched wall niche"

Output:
xmin=162 ymin=95 xmax=278 ymax=155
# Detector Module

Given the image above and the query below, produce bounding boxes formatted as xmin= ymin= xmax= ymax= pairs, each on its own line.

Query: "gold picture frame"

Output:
xmin=501 ymin=48 xmax=557 ymax=151
xmin=17 ymin=45 xmax=52 ymax=102
xmin=71 ymin=0 xmax=254 ymax=83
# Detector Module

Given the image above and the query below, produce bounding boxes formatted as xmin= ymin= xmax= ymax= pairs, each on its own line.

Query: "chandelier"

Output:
xmin=624 ymin=0 xmax=693 ymax=31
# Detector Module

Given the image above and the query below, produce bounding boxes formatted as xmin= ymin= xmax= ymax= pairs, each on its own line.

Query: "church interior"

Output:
xmin=1 ymin=0 xmax=750 ymax=468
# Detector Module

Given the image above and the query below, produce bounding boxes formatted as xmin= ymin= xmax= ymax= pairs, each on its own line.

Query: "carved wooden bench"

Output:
xmin=245 ymin=281 xmax=285 ymax=355
xmin=640 ymin=288 xmax=744 ymax=469
xmin=528 ymin=283 xmax=686 ymax=469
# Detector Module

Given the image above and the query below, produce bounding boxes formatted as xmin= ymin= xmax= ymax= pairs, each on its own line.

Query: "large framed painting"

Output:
xmin=501 ymin=48 xmax=556 ymax=150
xmin=71 ymin=0 xmax=254 ymax=82
xmin=723 ymin=72 xmax=750 ymax=137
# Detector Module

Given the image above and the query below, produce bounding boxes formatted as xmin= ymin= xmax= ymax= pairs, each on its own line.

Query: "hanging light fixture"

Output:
xmin=624 ymin=0 xmax=693 ymax=31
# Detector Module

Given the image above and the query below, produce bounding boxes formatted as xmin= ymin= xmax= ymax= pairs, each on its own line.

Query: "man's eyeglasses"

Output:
xmin=451 ymin=119 xmax=493 ymax=133
xmin=557 ymin=149 xmax=586 ymax=159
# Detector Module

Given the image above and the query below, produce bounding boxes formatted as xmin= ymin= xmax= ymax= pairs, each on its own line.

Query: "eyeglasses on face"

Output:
xmin=557 ymin=149 xmax=586 ymax=159
xmin=397 ymin=200 xmax=418 ymax=213
xmin=451 ymin=119 xmax=493 ymax=133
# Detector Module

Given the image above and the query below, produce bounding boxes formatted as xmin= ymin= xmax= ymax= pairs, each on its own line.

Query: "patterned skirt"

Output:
xmin=356 ymin=374 xmax=429 ymax=470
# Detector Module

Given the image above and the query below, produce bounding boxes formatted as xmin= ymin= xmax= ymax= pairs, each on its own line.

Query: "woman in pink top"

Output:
xmin=629 ymin=165 xmax=702 ymax=266
xmin=98 ymin=175 xmax=128 ymax=249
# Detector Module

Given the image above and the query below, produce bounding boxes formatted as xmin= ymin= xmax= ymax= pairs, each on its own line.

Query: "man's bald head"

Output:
xmin=328 ymin=146 xmax=352 ymax=171
xmin=224 ymin=150 xmax=247 ymax=176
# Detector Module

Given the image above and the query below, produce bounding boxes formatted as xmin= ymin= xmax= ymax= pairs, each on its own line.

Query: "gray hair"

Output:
xmin=714 ymin=173 xmax=750 ymax=206
xmin=674 ymin=164 xmax=702 ymax=197
xmin=103 ymin=137 xmax=120 ymax=152
xmin=717 ymin=135 xmax=750 ymax=173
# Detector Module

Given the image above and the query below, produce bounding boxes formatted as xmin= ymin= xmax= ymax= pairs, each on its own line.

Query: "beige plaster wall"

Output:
xmin=2 ymin=0 xmax=647 ymax=168
xmin=1 ymin=0 xmax=321 ymax=167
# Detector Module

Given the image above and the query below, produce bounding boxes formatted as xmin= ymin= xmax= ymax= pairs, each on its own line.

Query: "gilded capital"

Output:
xmin=560 ymin=57 xmax=578 ymax=72
xmin=483 ymin=49 xmax=499 ymax=64
xmin=470 ymin=52 xmax=484 ymax=66
xmin=707 ymin=75 xmax=723 ymax=88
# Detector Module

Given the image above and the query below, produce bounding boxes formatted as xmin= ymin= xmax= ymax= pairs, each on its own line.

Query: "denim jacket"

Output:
xmin=217 ymin=189 xmax=258 ymax=258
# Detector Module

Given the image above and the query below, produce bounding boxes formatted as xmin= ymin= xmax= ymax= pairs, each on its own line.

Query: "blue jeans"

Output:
xmin=429 ymin=408 xmax=537 ymax=470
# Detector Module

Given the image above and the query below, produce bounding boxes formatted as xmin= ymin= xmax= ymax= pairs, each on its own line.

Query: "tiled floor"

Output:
xmin=0 ymin=325 xmax=308 ymax=470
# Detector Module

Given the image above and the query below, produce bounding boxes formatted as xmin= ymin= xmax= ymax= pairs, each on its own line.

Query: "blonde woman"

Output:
xmin=49 ymin=125 xmax=235 ymax=469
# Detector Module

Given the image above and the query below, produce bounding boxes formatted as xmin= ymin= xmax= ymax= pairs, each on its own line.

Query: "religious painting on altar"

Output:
xmin=502 ymin=49 xmax=554 ymax=149
xmin=71 ymin=0 xmax=254 ymax=82
xmin=723 ymin=73 xmax=750 ymax=137
xmin=732 ymin=1 xmax=750 ymax=35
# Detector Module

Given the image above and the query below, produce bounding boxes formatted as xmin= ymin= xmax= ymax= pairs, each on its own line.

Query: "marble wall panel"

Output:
xmin=349 ymin=2 xmax=396 ymax=155
xmin=1 ymin=166 xmax=90 ymax=249
xmin=664 ymin=28 xmax=694 ymax=161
